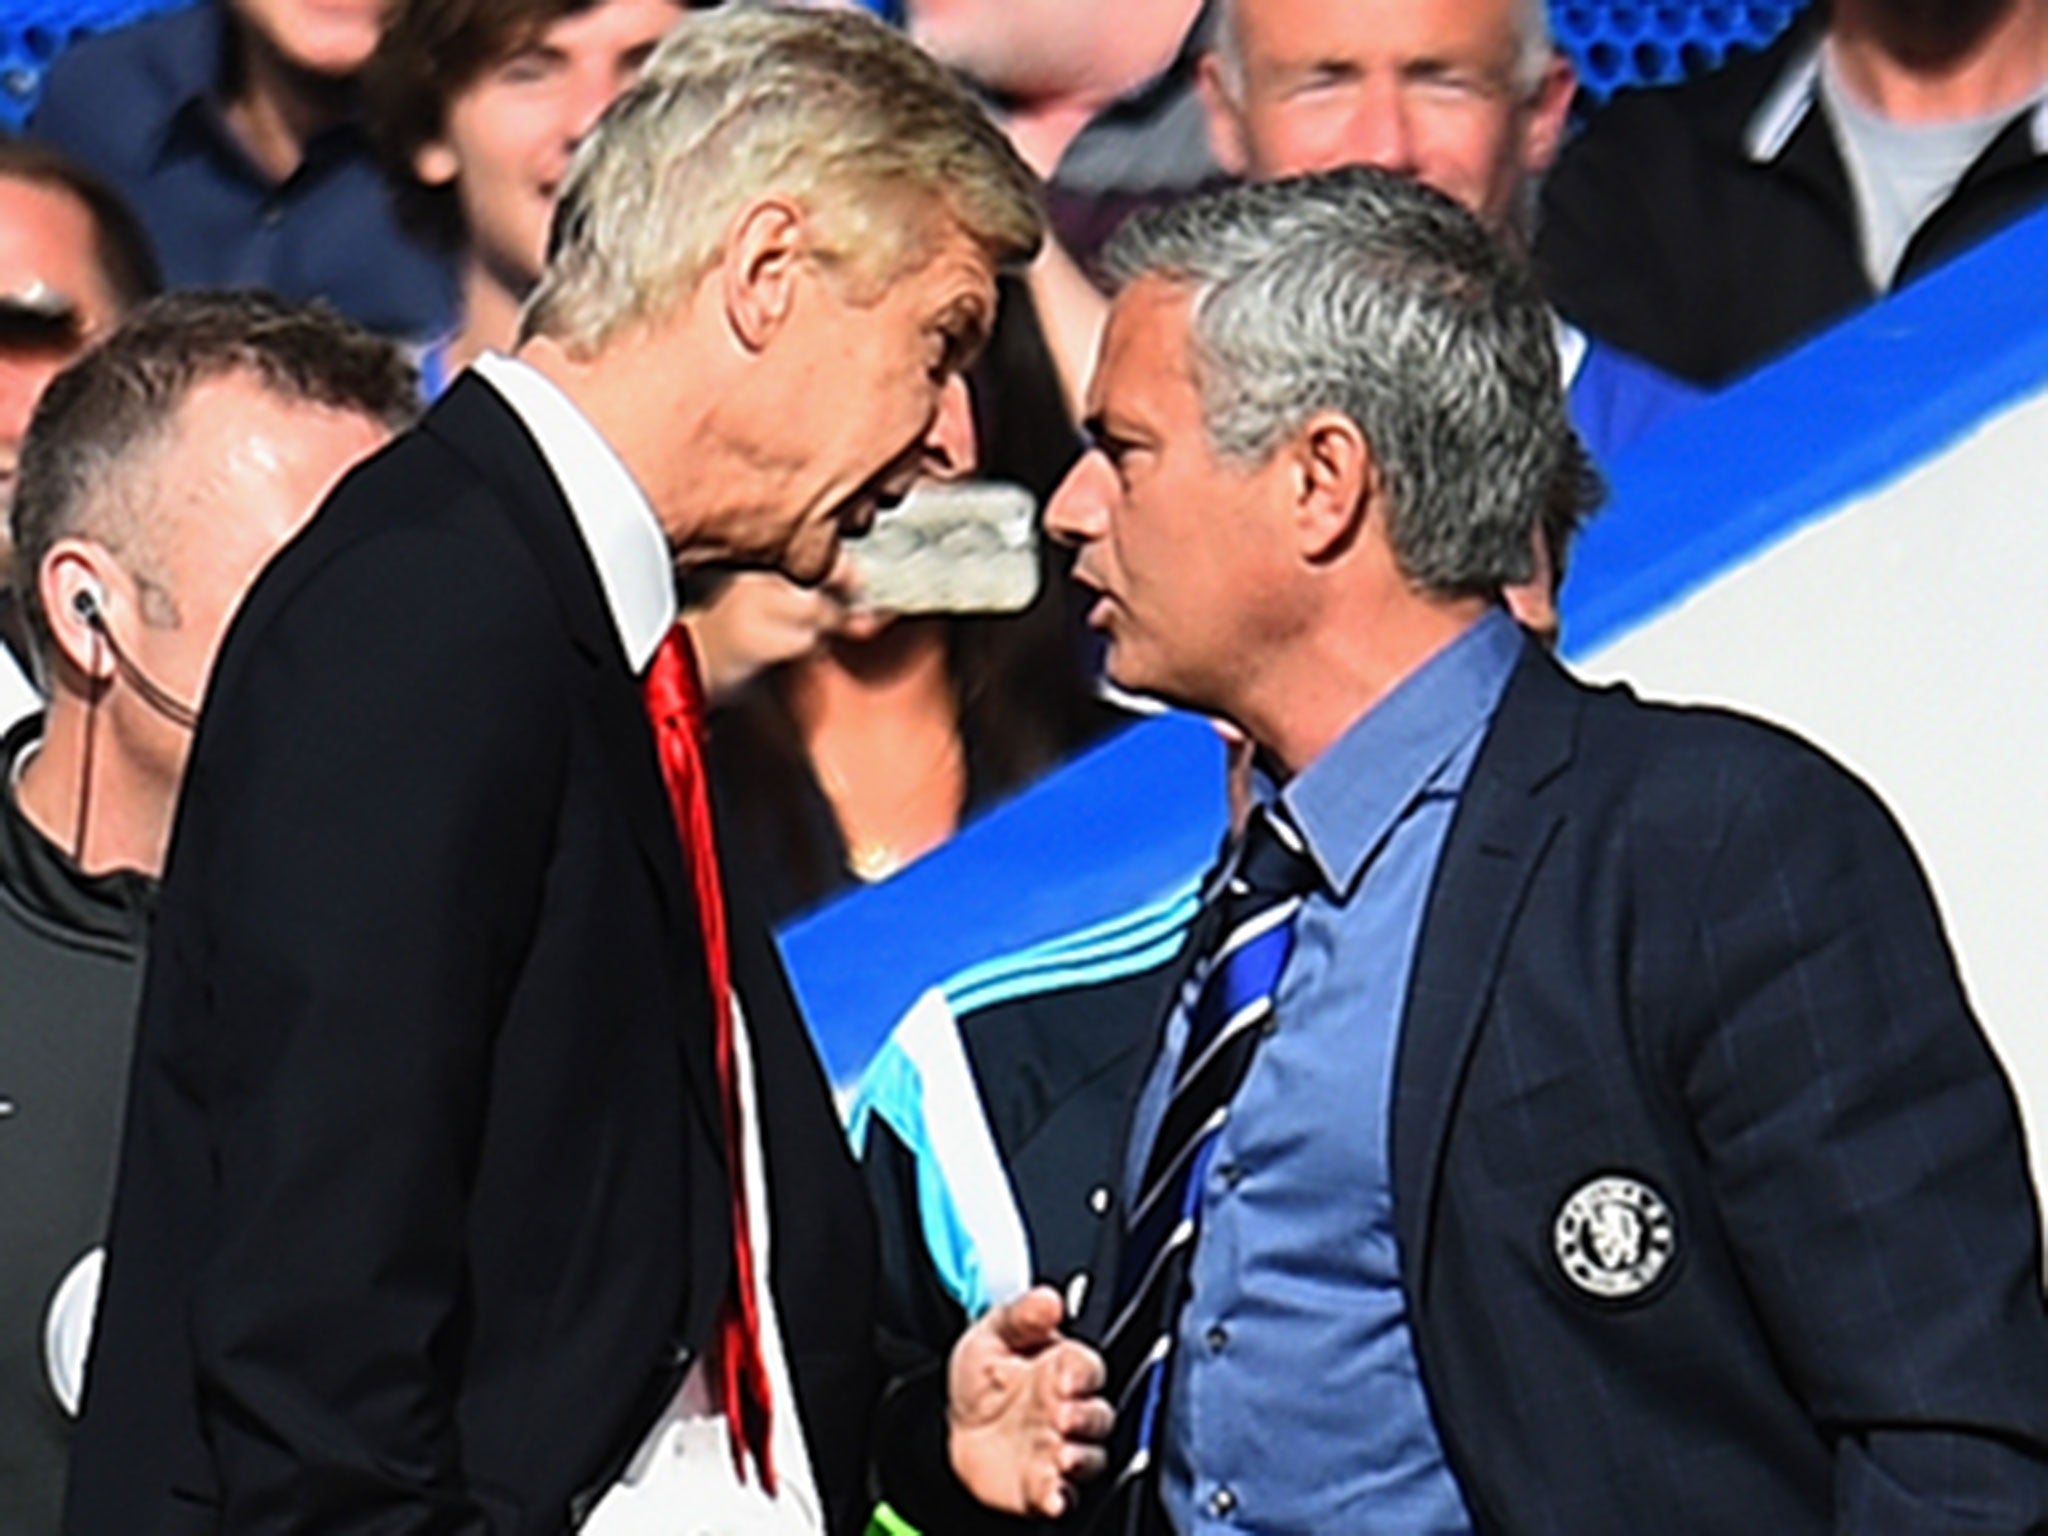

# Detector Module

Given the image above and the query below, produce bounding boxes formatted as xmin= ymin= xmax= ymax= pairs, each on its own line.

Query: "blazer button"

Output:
xmin=1088 ymin=1184 xmax=1112 ymax=1216
xmin=1208 ymin=1486 xmax=1238 ymax=1517
xmin=1064 ymin=1271 xmax=1090 ymax=1317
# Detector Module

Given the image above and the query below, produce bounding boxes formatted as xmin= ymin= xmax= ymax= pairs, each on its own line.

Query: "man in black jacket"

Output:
xmin=66 ymin=12 xmax=1107 ymax=1536
xmin=1538 ymin=0 xmax=2048 ymax=386
xmin=3 ymin=290 xmax=415 ymax=1536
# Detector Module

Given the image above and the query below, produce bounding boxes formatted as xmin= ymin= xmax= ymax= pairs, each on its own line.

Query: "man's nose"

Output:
xmin=921 ymin=372 xmax=979 ymax=481
xmin=1044 ymin=448 xmax=1113 ymax=547
xmin=1344 ymin=78 xmax=1418 ymax=174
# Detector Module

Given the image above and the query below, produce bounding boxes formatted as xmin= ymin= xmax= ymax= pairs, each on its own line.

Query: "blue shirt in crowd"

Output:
xmin=1124 ymin=608 xmax=1524 ymax=1535
xmin=32 ymin=3 xmax=457 ymax=341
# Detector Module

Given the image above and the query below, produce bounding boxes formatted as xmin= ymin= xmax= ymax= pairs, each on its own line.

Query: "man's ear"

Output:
xmin=1196 ymin=52 xmax=1251 ymax=178
xmin=38 ymin=540 xmax=122 ymax=682
xmin=1288 ymin=411 xmax=1375 ymax=562
xmin=1519 ymin=53 xmax=1578 ymax=178
xmin=721 ymin=196 xmax=808 ymax=353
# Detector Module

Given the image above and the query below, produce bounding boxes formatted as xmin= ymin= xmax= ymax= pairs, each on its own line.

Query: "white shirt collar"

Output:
xmin=1553 ymin=314 xmax=1588 ymax=392
xmin=471 ymin=351 xmax=677 ymax=672
xmin=1745 ymin=34 xmax=1825 ymax=163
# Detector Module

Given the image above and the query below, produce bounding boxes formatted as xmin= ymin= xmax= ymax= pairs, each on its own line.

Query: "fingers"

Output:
xmin=1032 ymin=1476 xmax=1076 ymax=1521
xmin=1048 ymin=1339 xmax=1105 ymax=1400
xmin=1059 ymin=1440 xmax=1108 ymax=1483
xmin=1028 ymin=1440 xmax=1109 ymax=1519
xmin=987 ymin=1284 xmax=1067 ymax=1353
xmin=1055 ymin=1392 xmax=1114 ymax=1444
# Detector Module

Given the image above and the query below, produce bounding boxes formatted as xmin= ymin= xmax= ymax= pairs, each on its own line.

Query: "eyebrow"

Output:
xmin=938 ymin=297 xmax=992 ymax=372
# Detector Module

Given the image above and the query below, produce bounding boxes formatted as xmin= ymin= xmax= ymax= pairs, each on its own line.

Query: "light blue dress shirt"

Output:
xmin=1123 ymin=609 xmax=1524 ymax=1534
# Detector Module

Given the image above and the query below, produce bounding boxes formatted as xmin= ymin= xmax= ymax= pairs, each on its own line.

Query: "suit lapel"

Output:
xmin=1391 ymin=648 xmax=1580 ymax=1308
xmin=421 ymin=376 xmax=726 ymax=1150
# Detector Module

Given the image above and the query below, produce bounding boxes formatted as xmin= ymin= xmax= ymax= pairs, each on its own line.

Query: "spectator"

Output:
xmin=0 ymin=289 xmax=413 ymax=1536
xmin=0 ymin=142 xmax=160 ymax=729
xmin=1043 ymin=165 xmax=2048 ymax=1535
xmin=366 ymin=0 xmax=688 ymax=396
xmin=1196 ymin=0 xmax=1702 ymax=491
xmin=63 ymin=14 xmax=1103 ymax=1535
xmin=1539 ymin=0 xmax=2048 ymax=386
xmin=31 ymin=0 xmax=460 ymax=339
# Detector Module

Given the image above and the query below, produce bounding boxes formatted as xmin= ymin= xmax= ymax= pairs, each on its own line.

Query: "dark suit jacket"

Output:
xmin=64 ymin=377 xmax=879 ymax=1536
xmin=1373 ymin=645 xmax=2048 ymax=1531
xmin=878 ymin=641 xmax=2048 ymax=1534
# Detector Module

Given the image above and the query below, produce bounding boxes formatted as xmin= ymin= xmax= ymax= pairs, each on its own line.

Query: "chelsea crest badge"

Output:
xmin=1553 ymin=1173 xmax=1677 ymax=1301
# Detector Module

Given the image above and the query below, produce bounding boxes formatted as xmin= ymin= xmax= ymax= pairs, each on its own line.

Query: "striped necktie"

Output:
xmin=1092 ymin=804 xmax=1317 ymax=1533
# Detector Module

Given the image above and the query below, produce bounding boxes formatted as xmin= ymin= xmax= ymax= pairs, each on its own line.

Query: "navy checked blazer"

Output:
xmin=1011 ymin=641 xmax=2048 ymax=1535
xmin=1352 ymin=642 xmax=2048 ymax=1531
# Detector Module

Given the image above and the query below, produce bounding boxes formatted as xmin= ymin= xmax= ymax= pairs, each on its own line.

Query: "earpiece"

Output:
xmin=66 ymin=577 xmax=200 ymax=731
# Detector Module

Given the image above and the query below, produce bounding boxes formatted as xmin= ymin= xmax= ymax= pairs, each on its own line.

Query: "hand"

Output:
xmin=947 ymin=1286 xmax=1113 ymax=1519
xmin=684 ymin=569 xmax=847 ymax=702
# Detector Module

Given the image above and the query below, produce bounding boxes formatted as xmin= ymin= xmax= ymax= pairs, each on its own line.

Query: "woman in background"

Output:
xmin=367 ymin=0 xmax=684 ymax=396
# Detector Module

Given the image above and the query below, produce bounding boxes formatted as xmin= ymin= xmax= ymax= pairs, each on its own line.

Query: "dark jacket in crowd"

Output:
xmin=1537 ymin=6 xmax=2048 ymax=387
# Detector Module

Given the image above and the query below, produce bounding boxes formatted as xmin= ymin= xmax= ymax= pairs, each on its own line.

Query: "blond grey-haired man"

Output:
xmin=66 ymin=12 xmax=1108 ymax=1536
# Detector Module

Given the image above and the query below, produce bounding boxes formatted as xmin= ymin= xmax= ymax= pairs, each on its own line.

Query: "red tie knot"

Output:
xmin=645 ymin=623 xmax=708 ymax=735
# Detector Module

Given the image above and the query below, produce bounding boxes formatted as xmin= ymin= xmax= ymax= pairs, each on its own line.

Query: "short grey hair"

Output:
xmin=524 ymin=5 xmax=1043 ymax=351
xmin=1102 ymin=166 xmax=1577 ymax=595
xmin=1212 ymin=0 xmax=1557 ymax=98
xmin=11 ymin=289 xmax=417 ymax=655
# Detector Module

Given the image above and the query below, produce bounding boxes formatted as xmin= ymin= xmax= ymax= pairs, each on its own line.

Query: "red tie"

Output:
xmin=642 ymin=622 xmax=776 ymax=1493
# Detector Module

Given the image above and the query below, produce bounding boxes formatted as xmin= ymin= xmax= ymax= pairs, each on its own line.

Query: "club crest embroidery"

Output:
xmin=1553 ymin=1174 xmax=1676 ymax=1300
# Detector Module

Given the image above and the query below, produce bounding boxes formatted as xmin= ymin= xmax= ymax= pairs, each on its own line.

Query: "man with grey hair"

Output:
xmin=67 ymin=11 xmax=1109 ymax=1536
xmin=2 ymin=288 xmax=413 ymax=1536
xmin=1041 ymin=165 xmax=2048 ymax=1533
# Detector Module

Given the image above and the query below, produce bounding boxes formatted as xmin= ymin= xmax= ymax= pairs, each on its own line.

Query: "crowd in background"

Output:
xmin=5 ymin=0 xmax=2048 ymax=1532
